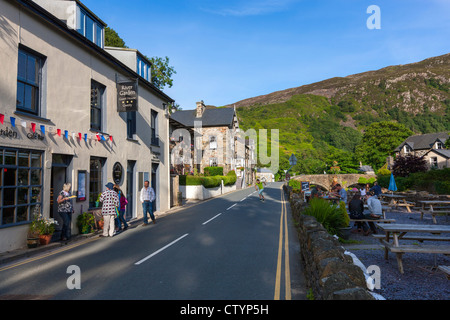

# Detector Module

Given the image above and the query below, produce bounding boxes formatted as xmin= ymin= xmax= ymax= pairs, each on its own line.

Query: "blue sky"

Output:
xmin=82 ymin=0 xmax=450 ymax=110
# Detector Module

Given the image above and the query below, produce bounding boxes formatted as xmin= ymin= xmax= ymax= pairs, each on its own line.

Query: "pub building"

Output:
xmin=0 ymin=0 xmax=174 ymax=252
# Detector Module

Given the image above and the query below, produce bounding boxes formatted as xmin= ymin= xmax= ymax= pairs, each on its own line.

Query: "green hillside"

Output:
xmin=233 ymin=53 xmax=450 ymax=175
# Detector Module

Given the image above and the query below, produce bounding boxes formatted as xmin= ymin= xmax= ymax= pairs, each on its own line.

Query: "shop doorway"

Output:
xmin=126 ymin=160 xmax=136 ymax=220
xmin=151 ymin=162 xmax=159 ymax=212
xmin=50 ymin=154 xmax=72 ymax=236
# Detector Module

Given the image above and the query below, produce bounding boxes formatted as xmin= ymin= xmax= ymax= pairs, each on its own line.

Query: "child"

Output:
xmin=255 ymin=179 xmax=266 ymax=202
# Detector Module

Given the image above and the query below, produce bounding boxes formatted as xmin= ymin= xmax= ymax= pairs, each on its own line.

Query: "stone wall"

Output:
xmin=285 ymin=185 xmax=375 ymax=300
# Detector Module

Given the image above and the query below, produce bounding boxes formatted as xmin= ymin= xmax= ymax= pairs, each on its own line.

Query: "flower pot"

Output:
xmin=95 ymin=201 xmax=100 ymax=208
xmin=39 ymin=234 xmax=52 ymax=245
xmin=339 ymin=226 xmax=352 ymax=240
xmin=27 ymin=237 xmax=39 ymax=249
xmin=97 ymin=220 xmax=104 ymax=230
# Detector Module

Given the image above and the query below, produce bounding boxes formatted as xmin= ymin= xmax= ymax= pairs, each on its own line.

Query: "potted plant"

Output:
xmin=95 ymin=193 xmax=102 ymax=208
xmin=27 ymin=213 xmax=41 ymax=248
xmin=28 ymin=213 xmax=58 ymax=246
xmin=337 ymin=201 xmax=352 ymax=240
xmin=77 ymin=212 xmax=95 ymax=234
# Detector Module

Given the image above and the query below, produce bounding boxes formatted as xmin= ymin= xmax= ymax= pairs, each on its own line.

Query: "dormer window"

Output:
xmin=435 ymin=142 xmax=444 ymax=149
xmin=76 ymin=6 xmax=104 ymax=48
xmin=137 ymin=55 xmax=151 ymax=82
xmin=403 ymin=145 xmax=412 ymax=154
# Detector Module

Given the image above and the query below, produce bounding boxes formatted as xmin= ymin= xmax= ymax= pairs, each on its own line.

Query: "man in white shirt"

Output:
xmin=140 ymin=180 xmax=156 ymax=225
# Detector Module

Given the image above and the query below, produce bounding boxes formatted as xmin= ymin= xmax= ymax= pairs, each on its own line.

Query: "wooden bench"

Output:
xmin=420 ymin=209 xmax=450 ymax=224
xmin=350 ymin=218 xmax=395 ymax=223
xmin=372 ymin=234 xmax=449 ymax=242
xmin=379 ymin=240 xmax=450 ymax=274
xmin=438 ymin=266 xmax=450 ymax=280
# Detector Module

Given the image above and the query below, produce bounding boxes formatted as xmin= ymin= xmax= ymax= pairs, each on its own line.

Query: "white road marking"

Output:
xmin=226 ymin=203 xmax=237 ymax=210
xmin=134 ymin=233 xmax=189 ymax=265
xmin=202 ymin=213 xmax=222 ymax=225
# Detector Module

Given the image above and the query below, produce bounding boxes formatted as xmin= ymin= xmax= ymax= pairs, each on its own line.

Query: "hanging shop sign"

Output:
xmin=117 ymin=80 xmax=138 ymax=112
xmin=112 ymin=162 xmax=123 ymax=184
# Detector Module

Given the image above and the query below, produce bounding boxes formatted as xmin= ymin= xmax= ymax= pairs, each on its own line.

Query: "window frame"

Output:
xmin=90 ymin=80 xmax=105 ymax=132
xmin=0 ymin=148 xmax=43 ymax=228
xmin=16 ymin=47 xmax=45 ymax=116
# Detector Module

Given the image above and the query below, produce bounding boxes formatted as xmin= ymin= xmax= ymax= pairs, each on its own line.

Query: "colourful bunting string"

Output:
xmin=0 ymin=115 xmax=115 ymax=145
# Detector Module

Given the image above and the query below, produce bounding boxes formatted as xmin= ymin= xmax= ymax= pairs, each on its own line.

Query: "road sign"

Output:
xmin=289 ymin=153 xmax=297 ymax=166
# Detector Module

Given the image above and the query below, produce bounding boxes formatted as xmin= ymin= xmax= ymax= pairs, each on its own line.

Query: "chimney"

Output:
xmin=196 ymin=100 xmax=206 ymax=118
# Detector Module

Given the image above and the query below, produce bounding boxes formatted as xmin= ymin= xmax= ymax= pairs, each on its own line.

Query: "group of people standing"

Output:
xmin=56 ymin=180 xmax=156 ymax=240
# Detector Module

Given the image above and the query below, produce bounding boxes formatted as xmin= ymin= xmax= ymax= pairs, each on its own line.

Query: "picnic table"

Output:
xmin=380 ymin=194 xmax=415 ymax=213
xmin=417 ymin=200 xmax=450 ymax=224
xmin=374 ymin=223 xmax=450 ymax=274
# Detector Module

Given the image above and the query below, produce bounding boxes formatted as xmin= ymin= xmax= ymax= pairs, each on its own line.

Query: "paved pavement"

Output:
xmin=0 ymin=182 xmax=307 ymax=300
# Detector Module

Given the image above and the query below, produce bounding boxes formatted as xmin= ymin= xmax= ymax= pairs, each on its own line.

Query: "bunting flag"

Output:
xmin=0 ymin=113 xmax=4 ymax=124
xmin=57 ymin=129 xmax=61 ymax=136
xmin=84 ymin=133 xmax=87 ymax=141
xmin=109 ymin=135 xmax=113 ymax=142
xmin=72 ymin=132 xmax=76 ymax=139
xmin=21 ymin=120 xmax=27 ymax=128
xmin=96 ymin=134 xmax=101 ymax=141
xmin=64 ymin=130 xmax=69 ymax=139
xmin=101 ymin=134 xmax=106 ymax=141
xmin=10 ymin=117 xmax=15 ymax=127
xmin=40 ymin=125 xmax=45 ymax=135
xmin=78 ymin=132 xmax=82 ymax=140
xmin=31 ymin=123 xmax=36 ymax=132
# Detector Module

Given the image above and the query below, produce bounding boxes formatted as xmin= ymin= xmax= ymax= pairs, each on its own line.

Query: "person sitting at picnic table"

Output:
xmin=366 ymin=190 xmax=383 ymax=234
xmin=369 ymin=181 xmax=382 ymax=196
xmin=335 ymin=184 xmax=347 ymax=204
xmin=348 ymin=193 xmax=371 ymax=236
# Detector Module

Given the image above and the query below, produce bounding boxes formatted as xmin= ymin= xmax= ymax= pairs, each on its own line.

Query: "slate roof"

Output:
xmin=395 ymin=132 xmax=449 ymax=152
xmin=170 ymin=107 xmax=236 ymax=128
xmin=427 ymin=148 xmax=450 ymax=159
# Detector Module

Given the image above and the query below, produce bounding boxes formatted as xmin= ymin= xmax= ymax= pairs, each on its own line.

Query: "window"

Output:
xmin=76 ymin=6 xmax=104 ymax=48
xmin=16 ymin=48 xmax=44 ymax=115
xmin=210 ymin=136 xmax=217 ymax=150
xmin=210 ymin=158 xmax=218 ymax=167
xmin=0 ymin=148 xmax=43 ymax=227
xmin=435 ymin=142 xmax=444 ymax=150
xmin=90 ymin=80 xmax=105 ymax=131
xmin=127 ymin=111 xmax=136 ymax=139
xmin=151 ymin=110 xmax=159 ymax=146
xmin=403 ymin=145 xmax=412 ymax=154
xmin=430 ymin=157 xmax=438 ymax=168
xmin=89 ymin=157 xmax=105 ymax=208
xmin=137 ymin=55 xmax=151 ymax=81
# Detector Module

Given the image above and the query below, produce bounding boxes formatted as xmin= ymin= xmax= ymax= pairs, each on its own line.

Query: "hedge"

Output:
xmin=377 ymin=168 xmax=450 ymax=194
xmin=179 ymin=170 xmax=237 ymax=188
xmin=204 ymin=166 xmax=224 ymax=176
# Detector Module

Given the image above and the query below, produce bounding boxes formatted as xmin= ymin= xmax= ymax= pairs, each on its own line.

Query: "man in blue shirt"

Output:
xmin=370 ymin=181 xmax=382 ymax=196
xmin=336 ymin=184 xmax=347 ymax=204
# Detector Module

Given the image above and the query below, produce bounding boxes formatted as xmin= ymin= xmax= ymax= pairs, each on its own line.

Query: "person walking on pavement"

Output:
xmin=140 ymin=180 xmax=156 ymax=225
xmin=255 ymin=179 xmax=266 ymax=202
xmin=99 ymin=182 xmax=120 ymax=237
xmin=114 ymin=184 xmax=129 ymax=232
xmin=57 ymin=183 xmax=74 ymax=241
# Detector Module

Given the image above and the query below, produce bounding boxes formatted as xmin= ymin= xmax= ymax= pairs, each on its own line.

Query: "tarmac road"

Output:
xmin=0 ymin=182 xmax=306 ymax=301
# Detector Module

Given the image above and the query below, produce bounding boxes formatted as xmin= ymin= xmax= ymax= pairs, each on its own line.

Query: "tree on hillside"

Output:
xmin=104 ymin=27 xmax=176 ymax=90
xmin=355 ymin=121 xmax=413 ymax=171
